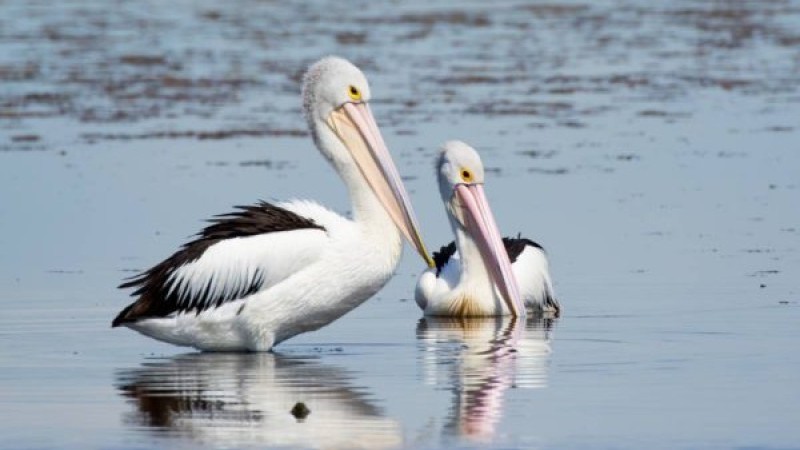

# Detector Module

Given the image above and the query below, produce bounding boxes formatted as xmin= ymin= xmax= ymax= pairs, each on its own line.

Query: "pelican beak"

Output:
xmin=454 ymin=184 xmax=526 ymax=317
xmin=326 ymin=102 xmax=434 ymax=268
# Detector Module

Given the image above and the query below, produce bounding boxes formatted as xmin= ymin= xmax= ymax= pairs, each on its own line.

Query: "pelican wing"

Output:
xmin=112 ymin=201 xmax=327 ymax=326
xmin=431 ymin=241 xmax=458 ymax=276
xmin=504 ymin=236 xmax=560 ymax=314
xmin=431 ymin=235 xmax=541 ymax=275
xmin=502 ymin=235 xmax=544 ymax=261
xmin=430 ymin=235 xmax=559 ymax=312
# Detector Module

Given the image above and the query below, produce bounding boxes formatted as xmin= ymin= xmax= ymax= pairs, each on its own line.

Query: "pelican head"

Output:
xmin=302 ymin=56 xmax=433 ymax=267
xmin=436 ymin=141 xmax=525 ymax=316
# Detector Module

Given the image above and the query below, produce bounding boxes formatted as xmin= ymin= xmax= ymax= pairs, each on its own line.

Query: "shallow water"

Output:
xmin=1 ymin=0 xmax=799 ymax=449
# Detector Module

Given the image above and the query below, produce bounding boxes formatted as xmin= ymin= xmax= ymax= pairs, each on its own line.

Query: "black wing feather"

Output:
xmin=432 ymin=234 xmax=545 ymax=276
xmin=432 ymin=241 xmax=458 ymax=276
xmin=112 ymin=201 xmax=324 ymax=327
xmin=502 ymin=235 xmax=559 ymax=315
xmin=502 ymin=234 xmax=544 ymax=262
xmin=431 ymin=234 xmax=559 ymax=315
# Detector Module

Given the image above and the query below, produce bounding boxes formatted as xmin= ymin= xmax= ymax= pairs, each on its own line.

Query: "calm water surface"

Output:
xmin=1 ymin=0 xmax=799 ymax=449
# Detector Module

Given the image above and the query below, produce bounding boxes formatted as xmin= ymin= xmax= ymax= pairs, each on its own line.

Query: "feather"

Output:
xmin=112 ymin=201 xmax=325 ymax=326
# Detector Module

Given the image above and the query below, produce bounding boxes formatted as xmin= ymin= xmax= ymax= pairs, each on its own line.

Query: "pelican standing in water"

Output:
xmin=415 ymin=141 xmax=559 ymax=317
xmin=113 ymin=57 xmax=434 ymax=351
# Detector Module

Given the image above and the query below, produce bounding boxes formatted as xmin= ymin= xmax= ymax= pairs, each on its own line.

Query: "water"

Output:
xmin=1 ymin=0 xmax=799 ymax=448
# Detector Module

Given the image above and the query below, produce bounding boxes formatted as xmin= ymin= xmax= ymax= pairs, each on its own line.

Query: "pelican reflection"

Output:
xmin=416 ymin=316 xmax=555 ymax=441
xmin=115 ymin=353 xmax=401 ymax=449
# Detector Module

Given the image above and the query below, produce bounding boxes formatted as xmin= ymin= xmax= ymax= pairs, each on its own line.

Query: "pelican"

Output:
xmin=415 ymin=141 xmax=559 ymax=317
xmin=112 ymin=56 xmax=434 ymax=351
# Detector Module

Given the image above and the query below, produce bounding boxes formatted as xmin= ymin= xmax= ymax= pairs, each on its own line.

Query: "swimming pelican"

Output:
xmin=415 ymin=141 xmax=559 ymax=317
xmin=112 ymin=56 xmax=434 ymax=351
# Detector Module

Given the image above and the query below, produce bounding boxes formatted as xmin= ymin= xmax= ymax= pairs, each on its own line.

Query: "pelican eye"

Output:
xmin=348 ymin=85 xmax=362 ymax=101
xmin=460 ymin=168 xmax=474 ymax=183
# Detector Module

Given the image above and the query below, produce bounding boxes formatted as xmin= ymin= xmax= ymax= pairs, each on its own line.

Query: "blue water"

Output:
xmin=1 ymin=0 xmax=799 ymax=448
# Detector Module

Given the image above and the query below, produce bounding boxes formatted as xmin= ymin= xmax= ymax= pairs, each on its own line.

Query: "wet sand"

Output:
xmin=1 ymin=1 xmax=799 ymax=449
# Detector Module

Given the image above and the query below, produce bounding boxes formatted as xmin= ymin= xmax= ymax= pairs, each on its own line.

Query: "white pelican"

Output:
xmin=113 ymin=56 xmax=434 ymax=351
xmin=415 ymin=141 xmax=559 ymax=317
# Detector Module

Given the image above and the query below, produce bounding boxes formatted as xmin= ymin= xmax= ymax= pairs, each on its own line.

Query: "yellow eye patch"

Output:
xmin=460 ymin=168 xmax=474 ymax=183
xmin=348 ymin=85 xmax=362 ymax=101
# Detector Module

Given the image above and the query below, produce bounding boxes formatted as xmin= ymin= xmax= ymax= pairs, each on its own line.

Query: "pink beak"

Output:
xmin=455 ymin=184 xmax=526 ymax=317
xmin=333 ymin=102 xmax=434 ymax=268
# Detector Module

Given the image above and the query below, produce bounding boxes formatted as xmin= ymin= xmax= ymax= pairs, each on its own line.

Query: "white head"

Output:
xmin=437 ymin=140 xmax=486 ymax=221
xmin=301 ymin=56 xmax=433 ymax=267
xmin=436 ymin=140 xmax=525 ymax=316
xmin=302 ymin=56 xmax=371 ymax=134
